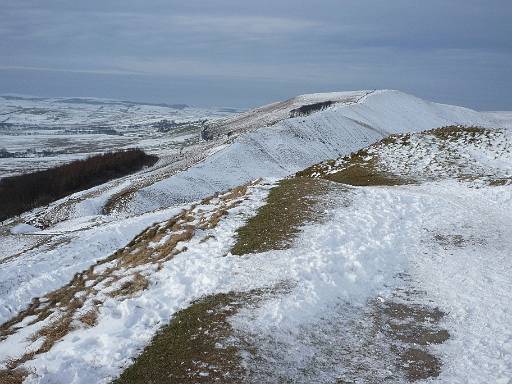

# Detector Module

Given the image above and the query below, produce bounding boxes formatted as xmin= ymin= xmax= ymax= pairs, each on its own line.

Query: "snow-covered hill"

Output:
xmin=1 ymin=90 xmax=511 ymax=384
xmin=0 ymin=95 xmax=228 ymax=127
xmin=123 ymin=90 xmax=500 ymax=214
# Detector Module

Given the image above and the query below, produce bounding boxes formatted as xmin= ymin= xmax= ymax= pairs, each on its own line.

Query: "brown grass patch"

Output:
xmin=79 ymin=309 xmax=99 ymax=327
xmin=298 ymin=145 xmax=412 ymax=187
xmin=113 ymin=284 xmax=287 ymax=384
xmin=0 ymin=180 xmax=257 ymax=370
xmin=0 ymin=368 xmax=28 ymax=384
xmin=109 ymin=273 xmax=149 ymax=298
xmin=113 ymin=292 xmax=247 ymax=384
xmin=325 ymin=162 xmax=409 ymax=186
xmin=425 ymin=125 xmax=490 ymax=142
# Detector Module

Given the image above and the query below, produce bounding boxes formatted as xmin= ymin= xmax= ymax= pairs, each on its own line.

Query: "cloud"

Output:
xmin=0 ymin=65 xmax=142 ymax=76
xmin=171 ymin=14 xmax=318 ymax=36
xmin=0 ymin=0 xmax=510 ymax=109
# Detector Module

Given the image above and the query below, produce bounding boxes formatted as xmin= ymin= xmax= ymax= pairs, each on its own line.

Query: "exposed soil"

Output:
xmin=374 ymin=273 xmax=449 ymax=382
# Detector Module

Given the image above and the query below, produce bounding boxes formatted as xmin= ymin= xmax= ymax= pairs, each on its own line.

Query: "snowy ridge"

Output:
xmin=0 ymin=90 xmax=504 ymax=318
xmin=203 ymin=90 xmax=370 ymax=138
xmin=1 ymin=90 xmax=511 ymax=383
xmin=124 ymin=90 xmax=498 ymax=214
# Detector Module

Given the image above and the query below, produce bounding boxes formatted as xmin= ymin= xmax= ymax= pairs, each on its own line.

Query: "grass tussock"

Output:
xmin=298 ymin=147 xmax=412 ymax=187
xmin=0 ymin=181 xmax=256 ymax=369
xmin=109 ymin=273 xmax=149 ymax=298
xmin=79 ymin=309 xmax=99 ymax=327
xmin=0 ymin=149 xmax=158 ymax=221
xmin=231 ymin=177 xmax=329 ymax=255
xmin=425 ymin=125 xmax=490 ymax=142
xmin=0 ymin=368 xmax=28 ymax=384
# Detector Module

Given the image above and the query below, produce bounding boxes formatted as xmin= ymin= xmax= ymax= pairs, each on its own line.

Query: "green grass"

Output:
xmin=231 ymin=177 xmax=330 ymax=255
xmin=113 ymin=285 xmax=289 ymax=384
xmin=113 ymin=292 xmax=247 ymax=384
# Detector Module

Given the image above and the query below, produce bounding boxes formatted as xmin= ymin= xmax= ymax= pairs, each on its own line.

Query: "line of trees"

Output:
xmin=0 ymin=149 xmax=158 ymax=221
xmin=290 ymin=101 xmax=334 ymax=118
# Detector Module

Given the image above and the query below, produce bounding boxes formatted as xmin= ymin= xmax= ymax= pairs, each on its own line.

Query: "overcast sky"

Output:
xmin=1 ymin=0 xmax=511 ymax=109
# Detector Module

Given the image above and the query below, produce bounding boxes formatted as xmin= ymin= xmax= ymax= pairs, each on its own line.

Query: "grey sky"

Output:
xmin=1 ymin=0 xmax=511 ymax=109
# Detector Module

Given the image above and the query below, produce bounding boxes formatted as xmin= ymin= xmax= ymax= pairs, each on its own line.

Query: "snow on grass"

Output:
xmin=301 ymin=126 xmax=512 ymax=187
xmin=126 ymin=90 xmax=501 ymax=215
xmin=228 ymin=180 xmax=511 ymax=383
xmin=231 ymin=184 xmax=425 ymax=332
xmin=3 ymin=171 xmax=512 ymax=382
xmin=411 ymin=182 xmax=512 ymax=383
xmin=224 ymin=126 xmax=512 ymax=382
xmin=7 ymin=182 xmax=275 ymax=383
xmin=0 ymin=206 xmax=185 ymax=324
xmin=1 ymin=91 xmax=511 ymax=383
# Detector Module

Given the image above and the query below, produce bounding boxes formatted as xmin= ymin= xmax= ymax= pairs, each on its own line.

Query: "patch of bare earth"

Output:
xmin=0 ymin=180 xmax=259 ymax=375
xmin=375 ymin=273 xmax=449 ymax=382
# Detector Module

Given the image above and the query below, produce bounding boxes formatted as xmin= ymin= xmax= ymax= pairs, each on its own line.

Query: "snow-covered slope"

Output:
xmin=1 ymin=90 xmax=511 ymax=384
xmin=202 ymin=90 xmax=369 ymax=138
xmin=0 ymin=90 xmax=503 ymax=324
xmin=2 ymin=126 xmax=511 ymax=384
xmin=124 ymin=90 xmax=497 ymax=214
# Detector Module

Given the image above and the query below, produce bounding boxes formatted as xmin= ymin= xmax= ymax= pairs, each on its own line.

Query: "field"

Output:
xmin=0 ymin=95 xmax=236 ymax=178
